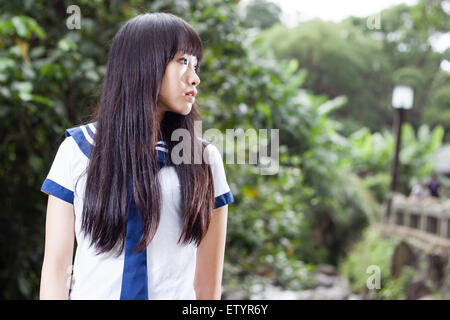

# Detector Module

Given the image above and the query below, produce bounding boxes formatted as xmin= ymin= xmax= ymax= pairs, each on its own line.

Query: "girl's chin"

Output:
xmin=179 ymin=103 xmax=192 ymax=115
xmin=182 ymin=105 xmax=192 ymax=115
xmin=165 ymin=101 xmax=192 ymax=115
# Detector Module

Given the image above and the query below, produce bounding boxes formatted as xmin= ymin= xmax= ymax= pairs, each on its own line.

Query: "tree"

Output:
xmin=243 ymin=0 xmax=282 ymax=30
xmin=256 ymin=0 xmax=450 ymax=139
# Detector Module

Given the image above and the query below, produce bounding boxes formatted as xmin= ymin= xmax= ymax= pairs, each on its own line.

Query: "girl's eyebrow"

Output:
xmin=179 ymin=53 xmax=198 ymax=64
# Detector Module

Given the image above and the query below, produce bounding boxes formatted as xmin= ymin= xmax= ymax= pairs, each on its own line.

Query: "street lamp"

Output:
xmin=383 ymin=85 xmax=414 ymax=224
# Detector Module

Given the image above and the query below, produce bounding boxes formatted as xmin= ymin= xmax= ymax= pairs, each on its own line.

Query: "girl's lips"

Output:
xmin=185 ymin=89 xmax=197 ymax=97
xmin=185 ymin=94 xmax=195 ymax=103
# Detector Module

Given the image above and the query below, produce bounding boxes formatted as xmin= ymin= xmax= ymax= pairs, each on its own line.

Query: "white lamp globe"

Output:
xmin=392 ymin=85 xmax=414 ymax=109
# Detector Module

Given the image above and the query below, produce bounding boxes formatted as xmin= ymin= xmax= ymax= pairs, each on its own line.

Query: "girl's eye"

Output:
xmin=180 ymin=57 xmax=199 ymax=72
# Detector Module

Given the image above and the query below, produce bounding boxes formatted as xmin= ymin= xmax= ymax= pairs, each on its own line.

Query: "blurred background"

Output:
xmin=0 ymin=0 xmax=449 ymax=300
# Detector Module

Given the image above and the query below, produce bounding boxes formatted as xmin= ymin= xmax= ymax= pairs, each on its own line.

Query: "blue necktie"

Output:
xmin=119 ymin=149 xmax=170 ymax=300
xmin=120 ymin=179 xmax=148 ymax=300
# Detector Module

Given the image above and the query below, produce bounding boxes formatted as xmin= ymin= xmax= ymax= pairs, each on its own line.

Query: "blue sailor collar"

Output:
xmin=65 ymin=122 xmax=172 ymax=165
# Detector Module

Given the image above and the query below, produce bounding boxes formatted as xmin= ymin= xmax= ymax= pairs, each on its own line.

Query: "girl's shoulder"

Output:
xmin=197 ymin=138 xmax=234 ymax=208
xmin=198 ymin=137 xmax=222 ymax=165
xmin=64 ymin=122 xmax=97 ymax=159
xmin=40 ymin=122 xmax=96 ymax=204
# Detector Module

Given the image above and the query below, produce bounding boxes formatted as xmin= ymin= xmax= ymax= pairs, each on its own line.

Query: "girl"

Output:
xmin=39 ymin=12 xmax=234 ymax=300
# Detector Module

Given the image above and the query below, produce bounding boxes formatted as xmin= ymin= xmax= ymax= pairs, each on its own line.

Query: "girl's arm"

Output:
xmin=194 ymin=205 xmax=228 ymax=300
xmin=40 ymin=195 xmax=75 ymax=300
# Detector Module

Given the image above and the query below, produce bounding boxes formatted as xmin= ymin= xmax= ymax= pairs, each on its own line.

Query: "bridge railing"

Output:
xmin=389 ymin=194 xmax=450 ymax=239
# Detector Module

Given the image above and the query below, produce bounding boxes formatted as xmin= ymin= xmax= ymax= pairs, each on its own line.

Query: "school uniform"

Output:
xmin=40 ymin=122 xmax=234 ymax=300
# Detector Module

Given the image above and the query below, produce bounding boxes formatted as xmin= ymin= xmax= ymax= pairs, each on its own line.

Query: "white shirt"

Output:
xmin=40 ymin=122 xmax=234 ymax=300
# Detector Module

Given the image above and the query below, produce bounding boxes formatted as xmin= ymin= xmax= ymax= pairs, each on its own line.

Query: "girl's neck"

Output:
xmin=157 ymin=109 xmax=165 ymax=124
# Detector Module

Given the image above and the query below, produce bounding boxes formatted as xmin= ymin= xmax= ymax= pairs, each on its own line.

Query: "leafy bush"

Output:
xmin=347 ymin=123 xmax=444 ymax=202
xmin=340 ymin=226 xmax=420 ymax=300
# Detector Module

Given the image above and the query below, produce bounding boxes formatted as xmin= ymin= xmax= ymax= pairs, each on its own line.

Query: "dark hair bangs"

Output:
xmin=177 ymin=24 xmax=203 ymax=63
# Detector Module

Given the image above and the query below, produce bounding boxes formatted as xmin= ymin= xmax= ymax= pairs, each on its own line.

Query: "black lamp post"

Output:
xmin=383 ymin=85 xmax=414 ymax=224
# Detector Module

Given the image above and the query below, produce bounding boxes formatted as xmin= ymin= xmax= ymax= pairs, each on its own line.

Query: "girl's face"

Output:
xmin=157 ymin=51 xmax=200 ymax=117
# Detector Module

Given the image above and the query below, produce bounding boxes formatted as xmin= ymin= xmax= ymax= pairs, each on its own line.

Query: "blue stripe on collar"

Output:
xmin=66 ymin=123 xmax=211 ymax=165
xmin=85 ymin=124 xmax=95 ymax=139
xmin=65 ymin=123 xmax=169 ymax=164
xmin=65 ymin=126 xmax=92 ymax=158
xmin=157 ymin=149 xmax=171 ymax=164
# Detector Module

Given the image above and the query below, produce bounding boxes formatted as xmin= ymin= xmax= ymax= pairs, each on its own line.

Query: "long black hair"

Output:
xmin=79 ymin=12 xmax=214 ymax=256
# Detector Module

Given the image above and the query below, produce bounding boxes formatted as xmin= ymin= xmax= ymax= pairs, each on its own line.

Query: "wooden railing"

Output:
xmin=389 ymin=194 xmax=450 ymax=239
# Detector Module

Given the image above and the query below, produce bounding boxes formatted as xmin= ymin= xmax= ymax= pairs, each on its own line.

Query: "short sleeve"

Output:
xmin=40 ymin=136 xmax=76 ymax=204
xmin=204 ymin=143 xmax=234 ymax=209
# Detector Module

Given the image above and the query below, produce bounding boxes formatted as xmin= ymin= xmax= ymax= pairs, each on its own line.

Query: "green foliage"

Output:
xmin=256 ymin=0 xmax=450 ymax=138
xmin=380 ymin=266 xmax=416 ymax=300
xmin=346 ymin=123 xmax=444 ymax=202
xmin=0 ymin=14 xmax=74 ymax=300
xmin=242 ymin=0 xmax=282 ymax=30
xmin=339 ymin=227 xmax=418 ymax=300
xmin=223 ymin=72 xmax=373 ymax=276
xmin=222 ymin=151 xmax=315 ymax=295
xmin=340 ymin=226 xmax=445 ymax=300
xmin=424 ymin=85 xmax=450 ymax=136
xmin=257 ymin=19 xmax=392 ymax=134
xmin=340 ymin=227 xmax=396 ymax=296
